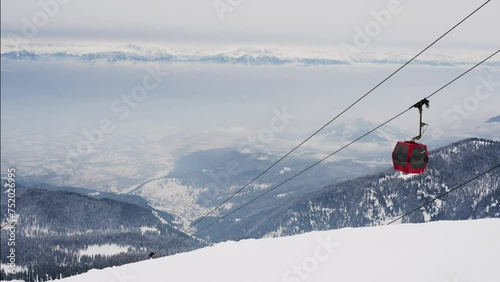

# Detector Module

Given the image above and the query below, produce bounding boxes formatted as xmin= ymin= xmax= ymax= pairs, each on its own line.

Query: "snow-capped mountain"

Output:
xmin=58 ymin=219 xmax=500 ymax=282
xmin=255 ymin=138 xmax=500 ymax=238
xmin=2 ymin=40 xmax=499 ymax=67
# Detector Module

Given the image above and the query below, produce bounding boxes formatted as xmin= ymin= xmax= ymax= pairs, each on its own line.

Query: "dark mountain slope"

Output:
xmin=1 ymin=189 xmax=205 ymax=281
xmin=204 ymin=138 xmax=500 ymax=240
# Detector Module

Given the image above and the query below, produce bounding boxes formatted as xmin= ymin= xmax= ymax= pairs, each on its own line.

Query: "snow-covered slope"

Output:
xmin=59 ymin=219 xmax=500 ymax=282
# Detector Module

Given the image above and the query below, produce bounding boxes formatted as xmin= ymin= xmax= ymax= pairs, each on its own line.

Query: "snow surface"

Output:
xmin=397 ymin=171 xmax=417 ymax=180
xmin=59 ymin=219 xmax=500 ymax=282
xmin=78 ymin=244 xmax=129 ymax=257
xmin=279 ymin=167 xmax=292 ymax=175
xmin=139 ymin=226 xmax=160 ymax=235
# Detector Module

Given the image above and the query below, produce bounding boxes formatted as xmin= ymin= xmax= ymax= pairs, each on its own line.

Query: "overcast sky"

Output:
xmin=1 ymin=0 xmax=499 ymax=48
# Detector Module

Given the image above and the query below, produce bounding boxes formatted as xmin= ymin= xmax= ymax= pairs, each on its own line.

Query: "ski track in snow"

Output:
xmin=59 ymin=219 xmax=500 ymax=282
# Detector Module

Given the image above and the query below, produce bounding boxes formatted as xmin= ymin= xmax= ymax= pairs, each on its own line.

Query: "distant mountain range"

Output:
xmin=2 ymin=42 xmax=499 ymax=67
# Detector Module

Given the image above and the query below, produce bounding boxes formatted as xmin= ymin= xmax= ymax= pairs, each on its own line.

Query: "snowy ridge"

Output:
xmin=435 ymin=138 xmax=496 ymax=157
xmin=59 ymin=219 xmax=500 ymax=282
xmin=242 ymin=138 xmax=500 ymax=240
xmin=2 ymin=40 xmax=499 ymax=67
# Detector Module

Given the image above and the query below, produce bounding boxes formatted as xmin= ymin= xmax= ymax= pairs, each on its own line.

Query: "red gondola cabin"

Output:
xmin=392 ymin=141 xmax=429 ymax=174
